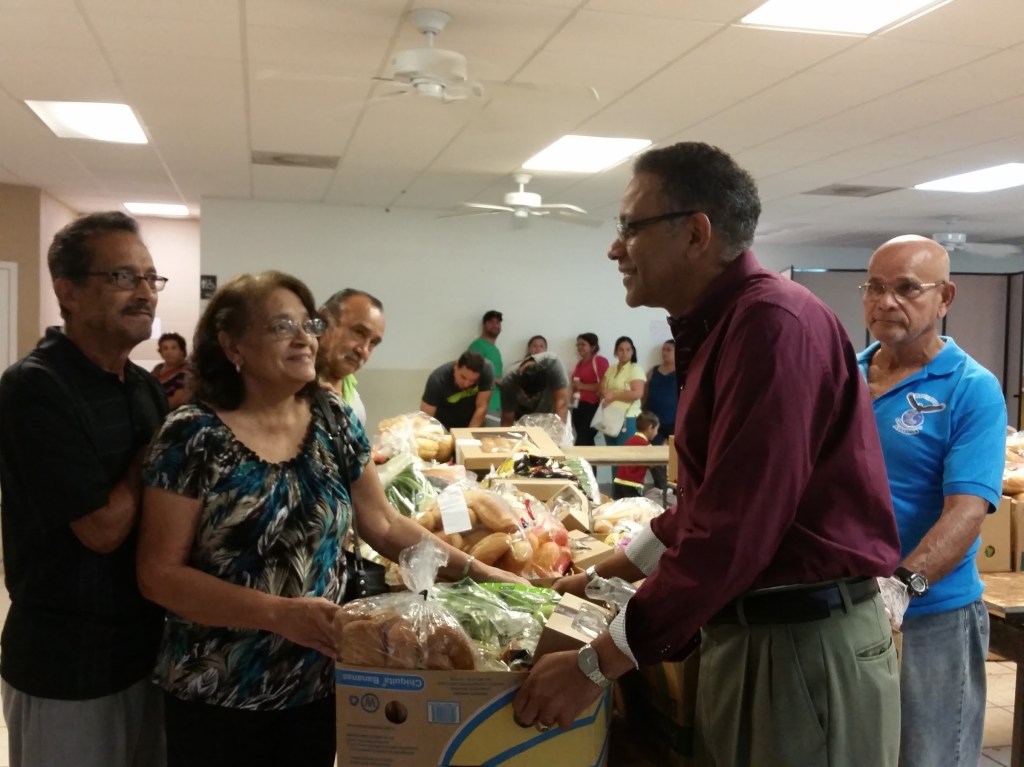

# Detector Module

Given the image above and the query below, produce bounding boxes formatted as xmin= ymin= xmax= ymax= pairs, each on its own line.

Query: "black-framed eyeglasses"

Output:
xmin=858 ymin=280 xmax=946 ymax=301
xmin=615 ymin=210 xmax=700 ymax=242
xmin=85 ymin=270 xmax=169 ymax=292
xmin=265 ymin=317 xmax=326 ymax=340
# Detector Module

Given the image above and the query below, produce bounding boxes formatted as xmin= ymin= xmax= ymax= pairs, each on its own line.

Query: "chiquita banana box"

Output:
xmin=335 ymin=667 xmax=610 ymax=767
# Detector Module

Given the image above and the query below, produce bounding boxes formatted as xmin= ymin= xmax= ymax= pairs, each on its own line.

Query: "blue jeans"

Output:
xmin=899 ymin=599 xmax=989 ymax=767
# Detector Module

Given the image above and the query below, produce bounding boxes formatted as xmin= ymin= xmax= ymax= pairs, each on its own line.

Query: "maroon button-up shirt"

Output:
xmin=625 ymin=250 xmax=900 ymax=665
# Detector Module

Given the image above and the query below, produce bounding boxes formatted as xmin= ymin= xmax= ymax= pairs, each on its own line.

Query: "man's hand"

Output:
xmin=513 ymin=650 xmax=604 ymax=730
xmin=877 ymin=576 xmax=910 ymax=631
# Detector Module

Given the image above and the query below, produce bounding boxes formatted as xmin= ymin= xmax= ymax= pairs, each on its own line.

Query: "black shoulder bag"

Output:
xmin=314 ymin=391 xmax=388 ymax=602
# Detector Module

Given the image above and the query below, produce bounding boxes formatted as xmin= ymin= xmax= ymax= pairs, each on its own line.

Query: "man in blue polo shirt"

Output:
xmin=858 ymin=235 xmax=1006 ymax=767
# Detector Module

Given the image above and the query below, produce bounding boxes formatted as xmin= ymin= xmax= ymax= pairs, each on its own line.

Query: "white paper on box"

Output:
xmin=439 ymin=486 xmax=473 ymax=534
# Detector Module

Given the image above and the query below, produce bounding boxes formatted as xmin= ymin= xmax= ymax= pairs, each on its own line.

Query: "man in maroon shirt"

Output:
xmin=513 ymin=142 xmax=902 ymax=766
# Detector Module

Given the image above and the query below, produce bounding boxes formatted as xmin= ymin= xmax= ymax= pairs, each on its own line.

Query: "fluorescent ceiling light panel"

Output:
xmin=522 ymin=135 xmax=652 ymax=173
xmin=25 ymin=101 xmax=147 ymax=144
xmin=915 ymin=163 xmax=1024 ymax=193
xmin=741 ymin=0 xmax=947 ymax=35
xmin=124 ymin=203 xmax=189 ymax=217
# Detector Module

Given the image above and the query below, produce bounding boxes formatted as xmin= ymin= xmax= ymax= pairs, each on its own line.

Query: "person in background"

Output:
xmin=643 ymin=340 xmax=678 ymax=489
xmin=151 ymin=332 xmax=192 ymax=409
xmin=570 ymin=333 xmax=609 ymax=446
xmin=0 ymin=211 xmax=168 ymax=767
xmin=612 ymin=412 xmax=659 ymax=499
xmin=597 ymin=336 xmax=646 ymax=446
xmin=526 ymin=335 xmax=547 ymax=355
xmin=500 ymin=352 xmax=570 ymax=426
xmin=419 ymin=351 xmax=494 ymax=430
xmin=469 ymin=310 xmax=504 ymax=424
xmin=513 ymin=141 xmax=901 ymax=767
xmin=317 ymin=288 xmax=385 ymax=425
xmin=138 ymin=271 xmax=521 ymax=767
xmin=858 ymin=235 xmax=1006 ymax=767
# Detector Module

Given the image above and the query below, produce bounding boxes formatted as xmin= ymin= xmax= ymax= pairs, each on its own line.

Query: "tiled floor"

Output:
xmin=0 ymin=575 xmax=1015 ymax=766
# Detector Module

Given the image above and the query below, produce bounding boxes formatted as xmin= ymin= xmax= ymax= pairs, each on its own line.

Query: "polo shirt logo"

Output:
xmin=894 ymin=392 xmax=946 ymax=435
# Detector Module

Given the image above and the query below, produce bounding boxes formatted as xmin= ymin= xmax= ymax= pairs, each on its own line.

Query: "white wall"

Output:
xmin=131 ymin=217 xmax=201 ymax=371
xmin=200 ymin=198 xmax=1024 ymax=425
xmin=201 ymin=198 xmax=674 ymax=426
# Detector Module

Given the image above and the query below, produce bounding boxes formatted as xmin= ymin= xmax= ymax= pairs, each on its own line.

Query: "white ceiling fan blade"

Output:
xmin=437 ymin=209 xmax=506 ymax=220
xmin=536 ymin=203 xmax=589 ymax=215
xmin=462 ymin=203 xmax=515 ymax=212
xmin=549 ymin=211 xmax=606 ymax=227
xmin=963 ymin=243 xmax=1024 ymax=258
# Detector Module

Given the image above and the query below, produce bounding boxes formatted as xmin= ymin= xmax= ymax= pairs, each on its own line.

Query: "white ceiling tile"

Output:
xmin=90 ymin=16 xmax=242 ymax=60
xmin=882 ymin=0 xmax=1024 ymax=48
xmin=583 ymin=0 xmax=762 ymax=23
xmin=0 ymin=7 xmax=98 ymax=52
xmin=252 ymin=165 xmax=333 ymax=202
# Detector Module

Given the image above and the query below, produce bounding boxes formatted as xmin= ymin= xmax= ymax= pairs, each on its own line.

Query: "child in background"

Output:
xmin=612 ymin=411 xmax=659 ymax=499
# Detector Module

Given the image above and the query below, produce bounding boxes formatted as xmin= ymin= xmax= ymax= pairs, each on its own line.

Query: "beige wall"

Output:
xmin=0 ymin=184 xmax=42 ymax=356
xmin=0 ymin=187 xmax=200 ymax=366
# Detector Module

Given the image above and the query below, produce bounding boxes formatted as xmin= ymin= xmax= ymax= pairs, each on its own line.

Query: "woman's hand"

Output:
xmin=272 ymin=596 xmax=341 ymax=659
xmin=474 ymin=562 xmax=530 ymax=585
xmin=552 ymin=572 xmax=589 ymax=598
xmin=601 ymin=393 xmax=615 ymax=406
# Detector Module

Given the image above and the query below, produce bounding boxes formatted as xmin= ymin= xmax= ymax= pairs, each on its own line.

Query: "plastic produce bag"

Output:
xmin=333 ymin=538 xmax=476 ymax=670
xmin=877 ymin=575 xmax=910 ymax=631
xmin=377 ymin=452 xmax=438 ymax=517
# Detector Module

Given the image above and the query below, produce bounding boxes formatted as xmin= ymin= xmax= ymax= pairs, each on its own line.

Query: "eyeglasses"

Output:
xmin=615 ymin=210 xmax=700 ymax=242
xmin=265 ymin=317 xmax=326 ymax=340
xmin=85 ymin=270 xmax=169 ymax=291
xmin=858 ymin=280 xmax=946 ymax=301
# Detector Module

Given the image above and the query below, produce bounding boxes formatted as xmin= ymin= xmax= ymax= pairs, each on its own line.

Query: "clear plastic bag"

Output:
xmin=333 ymin=538 xmax=477 ymax=670
xmin=516 ymin=412 xmax=575 ymax=450
xmin=877 ymin=575 xmax=910 ymax=631
xmin=374 ymin=412 xmax=454 ymax=462
xmin=591 ymin=496 xmax=665 ymax=536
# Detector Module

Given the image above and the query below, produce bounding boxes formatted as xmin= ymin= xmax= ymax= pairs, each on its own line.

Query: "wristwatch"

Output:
xmin=585 ymin=565 xmax=599 ymax=582
xmin=577 ymin=643 xmax=612 ymax=689
xmin=894 ymin=566 xmax=929 ymax=598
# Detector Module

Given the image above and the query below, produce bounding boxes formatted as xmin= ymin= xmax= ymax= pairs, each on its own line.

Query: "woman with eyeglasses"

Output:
xmin=136 ymin=271 xmax=521 ymax=767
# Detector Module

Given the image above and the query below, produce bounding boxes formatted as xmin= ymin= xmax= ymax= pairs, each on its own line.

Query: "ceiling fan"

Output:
xmin=373 ymin=8 xmax=483 ymax=103
xmin=442 ymin=173 xmax=602 ymax=225
xmin=931 ymin=230 xmax=1023 ymax=258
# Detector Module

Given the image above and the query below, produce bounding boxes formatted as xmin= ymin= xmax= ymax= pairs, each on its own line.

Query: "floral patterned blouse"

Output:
xmin=141 ymin=395 xmax=368 ymax=710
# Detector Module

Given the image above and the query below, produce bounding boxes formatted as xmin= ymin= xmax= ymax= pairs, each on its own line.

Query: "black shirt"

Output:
xmin=0 ymin=327 xmax=167 ymax=699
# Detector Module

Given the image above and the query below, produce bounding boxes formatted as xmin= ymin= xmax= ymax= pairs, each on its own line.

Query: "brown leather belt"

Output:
xmin=708 ymin=576 xmax=879 ymax=626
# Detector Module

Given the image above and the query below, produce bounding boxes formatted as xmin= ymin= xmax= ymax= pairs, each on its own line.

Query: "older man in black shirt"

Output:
xmin=0 ymin=212 xmax=168 ymax=767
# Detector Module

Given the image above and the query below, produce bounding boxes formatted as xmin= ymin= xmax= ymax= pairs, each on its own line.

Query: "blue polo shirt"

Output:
xmin=858 ymin=337 xmax=1006 ymax=616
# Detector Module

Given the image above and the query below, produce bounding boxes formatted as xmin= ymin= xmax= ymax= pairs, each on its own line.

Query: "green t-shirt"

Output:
xmin=469 ymin=337 xmax=503 ymax=411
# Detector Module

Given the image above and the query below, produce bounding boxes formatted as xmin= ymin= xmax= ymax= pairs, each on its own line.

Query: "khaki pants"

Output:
xmin=694 ymin=592 xmax=900 ymax=767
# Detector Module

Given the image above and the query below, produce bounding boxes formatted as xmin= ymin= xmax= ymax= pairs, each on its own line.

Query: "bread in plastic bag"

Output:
xmin=591 ymin=496 xmax=664 ymax=536
xmin=374 ymin=412 xmax=454 ymax=462
xmin=333 ymin=538 xmax=476 ymax=670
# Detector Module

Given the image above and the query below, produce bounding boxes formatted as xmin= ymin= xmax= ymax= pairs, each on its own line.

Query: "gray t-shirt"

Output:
xmin=422 ymin=360 xmax=495 ymax=429
xmin=500 ymin=352 xmax=569 ymax=418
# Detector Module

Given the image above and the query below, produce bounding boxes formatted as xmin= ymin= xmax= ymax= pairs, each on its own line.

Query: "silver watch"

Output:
xmin=585 ymin=565 xmax=599 ymax=582
xmin=577 ymin=643 xmax=612 ymax=689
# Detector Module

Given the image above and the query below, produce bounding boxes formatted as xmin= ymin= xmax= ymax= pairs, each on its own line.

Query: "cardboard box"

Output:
xmin=491 ymin=478 xmax=591 ymax=533
xmin=534 ymin=593 xmax=611 ymax=659
xmin=336 ymin=666 xmax=610 ymax=766
xmin=978 ymin=496 xmax=1012 ymax=572
xmin=451 ymin=427 xmax=564 ymax=472
xmin=1010 ymin=498 xmax=1024 ymax=572
xmin=568 ymin=530 xmax=614 ymax=571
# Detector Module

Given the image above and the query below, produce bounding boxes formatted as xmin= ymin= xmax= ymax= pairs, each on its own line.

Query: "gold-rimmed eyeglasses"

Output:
xmin=858 ymin=280 xmax=946 ymax=301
